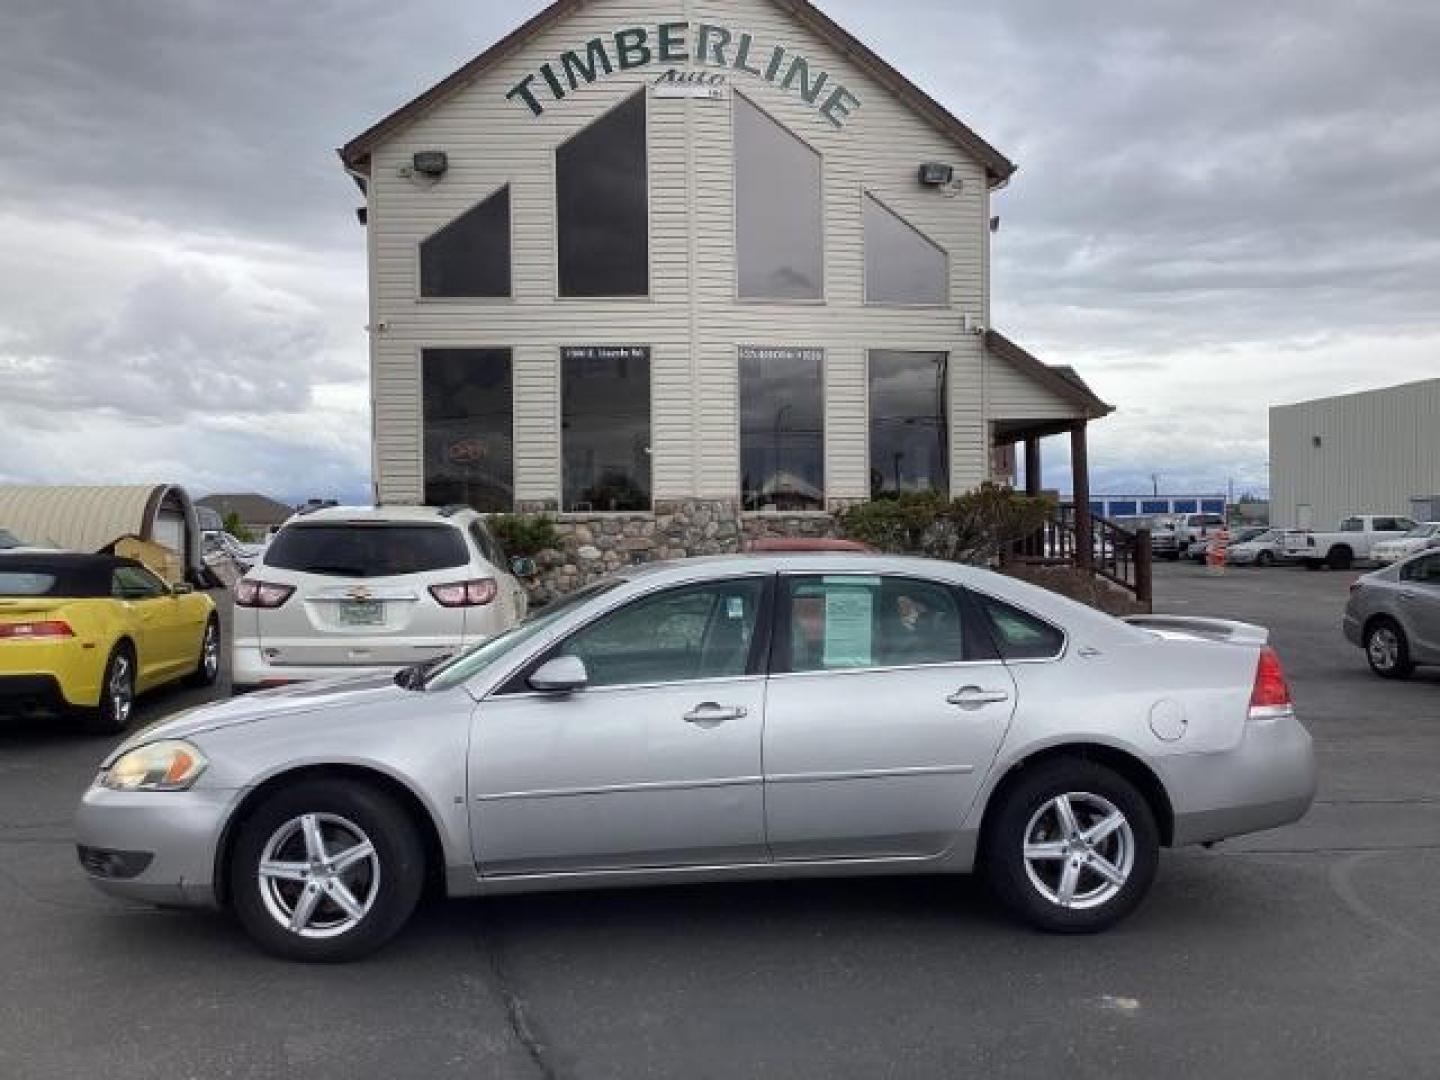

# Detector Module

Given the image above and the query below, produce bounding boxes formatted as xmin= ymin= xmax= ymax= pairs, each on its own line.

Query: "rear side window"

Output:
xmin=470 ymin=522 xmax=505 ymax=567
xmin=1401 ymin=554 xmax=1440 ymax=584
xmin=1341 ymin=518 xmax=1363 ymax=532
xmin=974 ymin=594 xmax=1067 ymax=661
xmin=264 ymin=525 xmax=469 ymax=578
xmin=0 ymin=572 xmax=58 ymax=596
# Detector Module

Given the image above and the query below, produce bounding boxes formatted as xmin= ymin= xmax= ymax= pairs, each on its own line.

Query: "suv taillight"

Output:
xmin=429 ymin=579 xmax=498 ymax=608
xmin=234 ymin=580 xmax=296 ymax=609
xmin=0 ymin=620 xmax=74 ymax=640
xmin=1249 ymin=647 xmax=1294 ymax=718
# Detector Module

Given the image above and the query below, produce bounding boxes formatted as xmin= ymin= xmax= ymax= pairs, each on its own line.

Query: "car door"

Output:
xmin=111 ymin=565 xmax=180 ymax=687
xmin=763 ymin=573 xmax=1017 ymax=862
xmin=470 ymin=575 xmax=772 ymax=876
xmin=1398 ymin=553 xmax=1440 ymax=661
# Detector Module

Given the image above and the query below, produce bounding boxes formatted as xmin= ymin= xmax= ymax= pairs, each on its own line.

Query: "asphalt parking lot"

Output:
xmin=2 ymin=564 xmax=1437 ymax=1079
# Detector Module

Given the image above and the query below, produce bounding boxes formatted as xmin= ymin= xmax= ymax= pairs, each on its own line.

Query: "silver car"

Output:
xmin=76 ymin=555 xmax=1316 ymax=962
xmin=1343 ymin=549 xmax=1440 ymax=678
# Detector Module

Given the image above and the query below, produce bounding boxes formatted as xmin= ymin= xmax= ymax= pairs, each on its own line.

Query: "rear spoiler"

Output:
xmin=1123 ymin=615 xmax=1271 ymax=646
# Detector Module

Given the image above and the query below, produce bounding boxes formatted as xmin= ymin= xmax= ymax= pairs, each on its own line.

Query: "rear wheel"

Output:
xmin=186 ymin=616 xmax=221 ymax=688
xmin=1256 ymin=551 xmax=1275 ymax=567
xmin=1364 ymin=618 xmax=1415 ymax=679
xmin=81 ymin=645 xmax=136 ymax=735
xmin=984 ymin=759 xmax=1159 ymax=934
xmin=1328 ymin=546 xmax=1354 ymax=571
xmin=230 ymin=780 xmax=425 ymax=962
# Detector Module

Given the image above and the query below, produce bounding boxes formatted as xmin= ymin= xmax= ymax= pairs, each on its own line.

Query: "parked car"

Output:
xmin=1152 ymin=513 xmax=1227 ymax=560
xmin=0 ymin=553 xmax=218 ymax=732
xmin=1371 ymin=522 xmax=1440 ymax=566
xmin=202 ymin=529 xmax=262 ymax=573
xmin=1185 ymin=527 xmax=1268 ymax=564
xmin=1226 ymin=529 xmax=1288 ymax=567
xmin=1343 ymin=549 xmax=1440 ymax=679
xmin=77 ymin=553 xmax=1316 ymax=961
xmin=232 ymin=505 xmax=531 ymax=692
xmin=1282 ymin=514 xmax=1417 ymax=571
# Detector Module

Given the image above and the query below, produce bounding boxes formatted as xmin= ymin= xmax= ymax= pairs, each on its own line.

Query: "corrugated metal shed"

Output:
xmin=1270 ymin=379 xmax=1440 ymax=529
xmin=0 ymin=485 xmax=203 ymax=575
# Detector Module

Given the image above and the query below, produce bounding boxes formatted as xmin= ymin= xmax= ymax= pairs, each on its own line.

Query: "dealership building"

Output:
xmin=339 ymin=0 xmax=1111 ymax=564
xmin=1270 ymin=379 xmax=1440 ymax=530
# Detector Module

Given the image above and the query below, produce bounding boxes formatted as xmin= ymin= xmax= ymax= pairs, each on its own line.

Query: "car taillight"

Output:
xmin=234 ymin=580 xmax=296 ymax=609
xmin=1249 ymin=646 xmax=1294 ymax=718
xmin=429 ymin=579 xmax=498 ymax=608
xmin=0 ymin=620 xmax=74 ymax=640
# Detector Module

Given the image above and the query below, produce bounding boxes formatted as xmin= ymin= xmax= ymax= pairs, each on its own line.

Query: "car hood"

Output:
xmin=105 ymin=673 xmax=408 ymax=764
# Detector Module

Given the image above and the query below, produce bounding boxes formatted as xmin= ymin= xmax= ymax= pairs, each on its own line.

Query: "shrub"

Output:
xmin=838 ymin=484 xmax=1053 ymax=565
xmin=489 ymin=513 xmax=559 ymax=559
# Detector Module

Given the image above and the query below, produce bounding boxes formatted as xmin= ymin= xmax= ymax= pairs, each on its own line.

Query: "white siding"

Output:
xmin=1270 ymin=380 xmax=1440 ymax=529
xmin=985 ymin=351 xmax=1085 ymax=422
xmin=363 ymin=0 xmax=1007 ymax=507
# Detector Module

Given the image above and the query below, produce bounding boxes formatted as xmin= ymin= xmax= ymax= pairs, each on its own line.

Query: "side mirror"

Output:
xmin=510 ymin=556 xmax=538 ymax=579
xmin=171 ymin=583 xmax=195 ymax=596
xmin=528 ymin=656 xmax=588 ymax=694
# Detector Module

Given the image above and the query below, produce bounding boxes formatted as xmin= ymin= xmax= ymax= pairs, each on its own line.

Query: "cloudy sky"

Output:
xmin=1 ymin=0 xmax=1435 ymax=503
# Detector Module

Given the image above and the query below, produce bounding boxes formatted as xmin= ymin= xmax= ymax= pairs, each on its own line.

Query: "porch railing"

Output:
xmin=1007 ymin=512 xmax=1153 ymax=611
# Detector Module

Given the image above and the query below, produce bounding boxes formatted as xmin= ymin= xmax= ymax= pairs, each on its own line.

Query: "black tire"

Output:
xmin=983 ymin=759 xmax=1159 ymax=934
xmin=186 ymin=616 xmax=221 ymax=688
xmin=80 ymin=644 xmax=136 ymax=736
xmin=230 ymin=779 xmax=425 ymax=962
xmin=1364 ymin=618 xmax=1415 ymax=680
xmin=1328 ymin=546 xmax=1354 ymax=571
xmin=1256 ymin=551 xmax=1275 ymax=567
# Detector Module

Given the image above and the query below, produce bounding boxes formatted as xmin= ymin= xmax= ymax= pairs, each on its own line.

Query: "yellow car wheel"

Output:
xmin=81 ymin=645 xmax=136 ymax=736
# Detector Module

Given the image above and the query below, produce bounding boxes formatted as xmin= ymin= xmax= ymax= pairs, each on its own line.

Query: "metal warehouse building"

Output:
xmin=1270 ymin=379 xmax=1440 ymax=530
xmin=339 ymin=0 xmax=1111 ymax=556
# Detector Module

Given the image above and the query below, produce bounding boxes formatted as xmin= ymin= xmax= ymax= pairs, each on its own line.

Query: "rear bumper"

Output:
xmin=1162 ymin=711 xmax=1318 ymax=847
xmin=231 ymin=643 xmax=411 ymax=690
xmin=0 ymin=673 xmax=75 ymax=713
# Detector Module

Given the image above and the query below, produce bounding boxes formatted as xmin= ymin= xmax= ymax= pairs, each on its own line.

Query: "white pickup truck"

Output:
xmin=1282 ymin=514 xmax=1418 ymax=571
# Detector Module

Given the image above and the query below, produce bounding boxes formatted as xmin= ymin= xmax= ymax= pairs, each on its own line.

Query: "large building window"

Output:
xmin=556 ymin=93 xmax=649 ymax=297
xmin=869 ymin=351 xmax=949 ymax=498
xmin=734 ymin=94 xmax=823 ymax=301
xmin=423 ymin=349 xmax=514 ymax=512
xmin=420 ymin=186 xmax=512 ymax=298
xmin=740 ymin=346 xmax=824 ymax=512
xmin=863 ymin=194 xmax=947 ymax=305
xmin=562 ymin=346 xmax=651 ymax=512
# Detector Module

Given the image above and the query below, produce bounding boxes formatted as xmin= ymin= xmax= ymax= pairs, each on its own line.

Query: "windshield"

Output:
xmin=0 ymin=529 xmax=18 ymax=549
xmin=264 ymin=523 xmax=468 ymax=578
xmin=1252 ymin=530 xmax=1280 ymax=543
xmin=1404 ymin=524 xmax=1440 ymax=539
xmin=424 ymin=580 xmax=623 ymax=691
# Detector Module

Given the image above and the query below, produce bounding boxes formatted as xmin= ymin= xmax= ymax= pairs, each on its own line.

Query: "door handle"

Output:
xmin=684 ymin=703 xmax=748 ymax=726
xmin=947 ymin=687 xmax=1011 ymax=710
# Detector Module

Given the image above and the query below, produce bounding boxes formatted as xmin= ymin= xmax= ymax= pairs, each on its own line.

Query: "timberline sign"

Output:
xmin=507 ymin=22 xmax=863 ymax=128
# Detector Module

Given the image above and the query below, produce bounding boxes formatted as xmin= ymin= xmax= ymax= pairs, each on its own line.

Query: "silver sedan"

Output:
xmin=76 ymin=555 xmax=1316 ymax=961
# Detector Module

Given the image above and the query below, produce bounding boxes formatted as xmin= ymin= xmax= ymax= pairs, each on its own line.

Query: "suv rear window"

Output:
xmin=263 ymin=524 xmax=469 ymax=578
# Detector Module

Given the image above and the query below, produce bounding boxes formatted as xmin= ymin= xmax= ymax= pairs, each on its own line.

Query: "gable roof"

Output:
xmin=197 ymin=492 xmax=295 ymax=527
xmin=985 ymin=330 xmax=1114 ymax=420
xmin=338 ymin=0 xmax=1017 ymax=186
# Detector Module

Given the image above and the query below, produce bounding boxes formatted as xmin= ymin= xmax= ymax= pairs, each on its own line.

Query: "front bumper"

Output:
xmin=74 ymin=784 xmax=239 ymax=908
xmin=1162 ymin=710 xmax=1318 ymax=847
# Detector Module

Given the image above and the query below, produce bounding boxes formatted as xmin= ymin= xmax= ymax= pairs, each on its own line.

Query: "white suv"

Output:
xmin=232 ymin=506 xmax=529 ymax=691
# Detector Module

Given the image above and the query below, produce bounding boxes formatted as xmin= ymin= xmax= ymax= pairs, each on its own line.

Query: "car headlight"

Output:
xmin=101 ymin=740 xmax=209 ymax=792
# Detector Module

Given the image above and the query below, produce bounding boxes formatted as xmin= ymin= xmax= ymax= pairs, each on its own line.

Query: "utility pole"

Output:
xmin=1151 ymin=474 xmax=1160 ymax=498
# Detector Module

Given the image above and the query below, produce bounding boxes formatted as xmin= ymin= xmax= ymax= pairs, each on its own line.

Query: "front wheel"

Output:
xmin=1365 ymin=619 xmax=1415 ymax=680
xmin=1256 ymin=551 xmax=1275 ymax=567
xmin=984 ymin=760 xmax=1159 ymax=934
xmin=230 ymin=780 xmax=425 ymax=962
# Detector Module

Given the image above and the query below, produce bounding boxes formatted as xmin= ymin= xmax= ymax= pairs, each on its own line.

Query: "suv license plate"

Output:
xmin=339 ymin=600 xmax=385 ymax=627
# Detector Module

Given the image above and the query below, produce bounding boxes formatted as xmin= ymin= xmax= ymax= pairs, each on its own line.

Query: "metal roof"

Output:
xmin=0 ymin=485 xmax=200 ymax=567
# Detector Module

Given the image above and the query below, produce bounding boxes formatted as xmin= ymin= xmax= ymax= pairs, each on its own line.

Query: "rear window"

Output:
xmin=263 ymin=524 xmax=469 ymax=578
xmin=974 ymin=594 xmax=1067 ymax=661
xmin=0 ymin=529 xmax=20 ymax=550
xmin=0 ymin=572 xmax=59 ymax=596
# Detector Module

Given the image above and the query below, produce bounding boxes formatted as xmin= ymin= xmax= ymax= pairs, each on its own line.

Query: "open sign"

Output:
xmin=446 ymin=439 xmax=489 ymax=466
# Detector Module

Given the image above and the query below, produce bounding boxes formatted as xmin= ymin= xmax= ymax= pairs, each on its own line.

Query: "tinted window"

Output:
xmin=112 ymin=566 xmax=168 ymax=600
xmin=0 ymin=529 xmax=19 ymax=549
xmin=1374 ymin=518 xmax=1397 ymax=532
xmin=420 ymin=186 xmax=511 ymax=298
xmin=781 ymin=576 xmax=970 ymax=674
xmin=557 ymin=92 xmax=648 ymax=297
xmin=975 ymin=595 xmax=1066 ymax=660
xmin=558 ymin=579 xmax=766 ymax=688
xmin=423 ymin=348 xmax=513 ymax=513
xmin=0 ymin=572 xmax=57 ymax=596
xmin=869 ymin=351 xmax=949 ymax=497
xmin=864 ymin=194 xmax=947 ymax=305
xmin=563 ymin=346 xmax=651 ymax=512
xmin=264 ymin=525 xmax=469 ymax=578
xmin=1401 ymin=554 xmax=1440 ymax=584
xmin=1341 ymin=518 xmax=1363 ymax=532
xmin=735 ymin=94 xmax=823 ymax=301
xmin=740 ymin=346 xmax=824 ymax=512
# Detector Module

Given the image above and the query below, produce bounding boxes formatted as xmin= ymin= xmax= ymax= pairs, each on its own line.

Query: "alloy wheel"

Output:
xmin=1022 ymin=792 xmax=1135 ymax=910
xmin=109 ymin=655 xmax=133 ymax=726
xmin=202 ymin=623 xmax=220 ymax=680
xmin=257 ymin=813 xmax=381 ymax=939
xmin=1368 ymin=626 xmax=1400 ymax=671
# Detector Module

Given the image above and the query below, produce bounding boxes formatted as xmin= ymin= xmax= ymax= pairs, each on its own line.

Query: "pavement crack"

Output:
xmin=479 ymin=914 xmax=559 ymax=1080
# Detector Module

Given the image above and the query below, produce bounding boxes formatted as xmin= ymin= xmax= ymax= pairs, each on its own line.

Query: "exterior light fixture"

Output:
xmin=918 ymin=162 xmax=955 ymax=186
xmin=412 ymin=151 xmax=450 ymax=178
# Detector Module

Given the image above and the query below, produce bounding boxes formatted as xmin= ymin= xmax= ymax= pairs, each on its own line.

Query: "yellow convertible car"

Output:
xmin=0 ymin=554 xmax=219 ymax=733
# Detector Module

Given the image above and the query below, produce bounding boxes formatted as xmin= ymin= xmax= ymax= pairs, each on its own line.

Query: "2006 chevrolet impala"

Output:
xmin=76 ymin=555 xmax=1316 ymax=961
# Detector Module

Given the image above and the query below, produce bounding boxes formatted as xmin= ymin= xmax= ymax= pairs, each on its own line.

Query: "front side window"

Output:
xmin=740 ymin=346 xmax=824 ymax=512
xmin=863 ymin=194 xmax=947 ymax=305
xmin=974 ymin=594 xmax=1066 ymax=660
xmin=1401 ymin=553 xmax=1440 ymax=584
xmin=780 ymin=575 xmax=971 ymax=674
xmin=112 ymin=566 xmax=168 ymax=600
xmin=734 ymin=94 xmax=823 ymax=301
xmin=420 ymin=186 xmax=511 ymax=298
xmin=557 ymin=92 xmax=649 ymax=297
xmin=423 ymin=349 xmax=514 ymax=513
xmin=562 ymin=346 xmax=651 ymax=512
xmin=557 ymin=579 xmax=767 ymax=688
xmin=869 ymin=351 xmax=949 ymax=498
